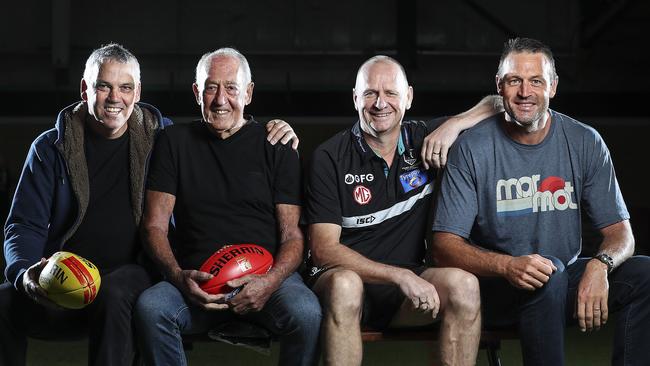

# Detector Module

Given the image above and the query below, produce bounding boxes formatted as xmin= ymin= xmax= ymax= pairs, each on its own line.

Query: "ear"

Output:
xmin=135 ymin=82 xmax=142 ymax=103
xmin=192 ymin=83 xmax=201 ymax=105
xmin=352 ymin=88 xmax=359 ymax=111
xmin=549 ymin=76 xmax=559 ymax=99
xmin=405 ymin=85 xmax=413 ymax=110
xmin=495 ymin=75 xmax=504 ymax=96
xmin=80 ymin=79 xmax=88 ymax=101
xmin=244 ymin=82 xmax=255 ymax=106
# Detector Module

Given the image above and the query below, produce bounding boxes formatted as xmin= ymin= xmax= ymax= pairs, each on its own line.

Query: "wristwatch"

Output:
xmin=593 ymin=253 xmax=614 ymax=273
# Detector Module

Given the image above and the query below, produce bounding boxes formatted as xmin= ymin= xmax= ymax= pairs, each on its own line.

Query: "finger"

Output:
xmin=592 ymin=304 xmax=602 ymax=330
xmin=280 ymin=132 xmax=296 ymax=145
xmin=202 ymin=302 xmax=230 ymax=311
xmin=600 ymin=299 xmax=609 ymax=325
xmin=265 ymin=119 xmax=282 ymax=131
xmin=522 ymin=274 xmax=544 ymax=289
xmin=430 ymin=293 xmax=440 ymax=319
xmin=529 ymin=269 xmax=551 ymax=285
xmin=584 ymin=301 xmax=595 ymax=331
xmin=227 ymin=275 xmax=253 ymax=288
xmin=577 ymin=300 xmax=587 ymax=331
xmin=291 ymin=136 xmax=299 ymax=150
xmin=438 ymin=147 xmax=448 ymax=168
xmin=421 ymin=139 xmax=433 ymax=169
xmin=190 ymin=270 xmax=213 ymax=282
xmin=269 ymin=126 xmax=291 ymax=145
xmin=533 ymin=255 xmax=557 ymax=273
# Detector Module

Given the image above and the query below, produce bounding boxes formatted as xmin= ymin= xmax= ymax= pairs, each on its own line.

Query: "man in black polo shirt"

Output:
xmin=135 ymin=47 xmax=321 ymax=366
xmin=305 ymin=55 xmax=499 ymax=366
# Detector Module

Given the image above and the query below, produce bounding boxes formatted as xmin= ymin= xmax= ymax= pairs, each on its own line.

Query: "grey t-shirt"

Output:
xmin=432 ymin=110 xmax=629 ymax=265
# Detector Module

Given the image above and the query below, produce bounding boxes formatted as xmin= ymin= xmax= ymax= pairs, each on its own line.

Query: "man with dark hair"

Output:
xmin=432 ymin=37 xmax=650 ymax=365
xmin=134 ymin=47 xmax=321 ymax=366
xmin=305 ymin=55 xmax=501 ymax=366
xmin=0 ymin=43 xmax=297 ymax=366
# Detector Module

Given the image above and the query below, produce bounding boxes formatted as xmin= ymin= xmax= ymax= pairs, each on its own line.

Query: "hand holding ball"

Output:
xmin=199 ymin=244 xmax=273 ymax=295
xmin=38 ymin=251 xmax=101 ymax=309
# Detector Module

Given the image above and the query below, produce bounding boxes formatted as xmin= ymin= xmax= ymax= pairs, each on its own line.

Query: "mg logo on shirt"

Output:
xmin=353 ymin=185 xmax=372 ymax=205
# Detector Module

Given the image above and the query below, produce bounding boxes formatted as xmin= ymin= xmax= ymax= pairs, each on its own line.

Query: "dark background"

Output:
xmin=1 ymin=0 xmax=649 ymax=255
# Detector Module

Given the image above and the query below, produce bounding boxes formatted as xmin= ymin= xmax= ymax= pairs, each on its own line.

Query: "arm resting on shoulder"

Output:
xmin=422 ymin=95 xmax=504 ymax=169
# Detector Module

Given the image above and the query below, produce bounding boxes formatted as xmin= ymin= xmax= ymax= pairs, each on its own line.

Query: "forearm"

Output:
xmin=595 ymin=220 xmax=634 ymax=269
xmin=449 ymin=95 xmax=503 ymax=130
xmin=312 ymin=240 xmax=411 ymax=285
xmin=141 ymin=226 xmax=182 ymax=281
xmin=432 ymin=231 xmax=511 ymax=277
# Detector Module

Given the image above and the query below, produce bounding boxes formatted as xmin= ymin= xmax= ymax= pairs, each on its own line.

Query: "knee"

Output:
xmin=134 ymin=283 xmax=175 ymax=328
xmin=319 ymin=270 xmax=364 ymax=318
xmin=615 ymin=256 xmax=650 ymax=290
xmin=441 ymin=269 xmax=481 ymax=316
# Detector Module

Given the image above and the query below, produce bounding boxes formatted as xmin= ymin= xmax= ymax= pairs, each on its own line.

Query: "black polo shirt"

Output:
xmin=306 ymin=119 xmax=442 ymax=267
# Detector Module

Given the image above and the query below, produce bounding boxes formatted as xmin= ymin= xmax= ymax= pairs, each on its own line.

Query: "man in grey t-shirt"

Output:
xmin=432 ymin=37 xmax=650 ymax=366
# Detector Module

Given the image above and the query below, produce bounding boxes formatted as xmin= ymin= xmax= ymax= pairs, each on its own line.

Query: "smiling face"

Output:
xmin=496 ymin=51 xmax=558 ymax=131
xmin=81 ymin=60 xmax=141 ymax=139
xmin=192 ymin=55 xmax=253 ymax=138
xmin=353 ymin=60 xmax=413 ymax=139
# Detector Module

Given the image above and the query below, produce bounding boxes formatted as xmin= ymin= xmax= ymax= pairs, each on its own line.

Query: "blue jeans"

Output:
xmin=481 ymin=255 xmax=650 ymax=366
xmin=134 ymin=272 xmax=321 ymax=366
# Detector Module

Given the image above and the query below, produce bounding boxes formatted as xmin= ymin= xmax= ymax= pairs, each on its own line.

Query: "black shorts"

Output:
xmin=305 ymin=264 xmax=427 ymax=330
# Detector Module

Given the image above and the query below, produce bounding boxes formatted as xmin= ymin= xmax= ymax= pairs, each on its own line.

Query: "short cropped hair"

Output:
xmin=497 ymin=37 xmax=557 ymax=81
xmin=195 ymin=47 xmax=252 ymax=89
xmin=355 ymin=55 xmax=410 ymax=91
xmin=83 ymin=43 xmax=140 ymax=85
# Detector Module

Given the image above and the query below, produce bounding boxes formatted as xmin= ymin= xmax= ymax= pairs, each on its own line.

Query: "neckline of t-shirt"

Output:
xmin=499 ymin=109 xmax=558 ymax=151
xmin=200 ymin=118 xmax=256 ymax=143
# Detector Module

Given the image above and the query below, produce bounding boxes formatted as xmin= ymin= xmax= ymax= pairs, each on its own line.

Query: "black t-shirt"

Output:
xmin=305 ymin=119 xmax=442 ymax=267
xmin=146 ymin=118 xmax=302 ymax=270
xmin=66 ymin=129 xmax=138 ymax=272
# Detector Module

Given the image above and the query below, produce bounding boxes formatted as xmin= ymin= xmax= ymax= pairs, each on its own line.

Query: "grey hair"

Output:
xmin=195 ymin=47 xmax=252 ymax=88
xmin=83 ymin=43 xmax=140 ymax=85
xmin=355 ymin=55 xmax=409 ymax=90
xmin=497 ymin=37 xmax=557 ymax=81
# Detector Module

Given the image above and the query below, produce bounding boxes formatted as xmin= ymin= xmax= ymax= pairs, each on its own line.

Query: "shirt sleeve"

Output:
xmin=3 ymin=136 xmax=56 ymax=289
xmin=146 ymin=129 xmax=177 ymax=195
xmin=305 ymin=148 xmax=342 ymax=225
xmin=272 ymin=145 xmax=302 ymax=206
xmin=580 ymin=128 xmax=629 ymax=228
xmin=431 ymin=141 xmax=479 ymax=238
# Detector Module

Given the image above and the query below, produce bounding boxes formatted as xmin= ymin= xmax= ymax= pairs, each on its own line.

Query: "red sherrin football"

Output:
xmin=198 ymin=244 xmax=274 ymax=294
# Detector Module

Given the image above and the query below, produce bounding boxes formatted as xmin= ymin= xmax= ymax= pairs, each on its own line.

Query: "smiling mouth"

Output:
xmin=370 ymin=112 xmax=392 ymax=118
xmin=211 ymin=110 xmax=230 ymax=115
xmin=105 ymin=107 xmax=123 ymax=115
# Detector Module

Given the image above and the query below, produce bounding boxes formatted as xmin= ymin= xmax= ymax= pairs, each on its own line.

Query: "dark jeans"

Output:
xmin=481 ymin=255 xmax=650 ymax=366
xmin=0 ymin=264 xmax=151 ymax=366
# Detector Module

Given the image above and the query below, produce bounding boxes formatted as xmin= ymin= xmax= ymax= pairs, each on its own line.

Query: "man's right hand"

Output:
xmin=503 ymin=254 xmax=557 ymax=290
xmin=22 ymin=258 xmax=59 ymax=308
xmin=395 ymin=269 xmax=440 ymax=319
xmin=170 ymin=269 xmax=229 ymax=311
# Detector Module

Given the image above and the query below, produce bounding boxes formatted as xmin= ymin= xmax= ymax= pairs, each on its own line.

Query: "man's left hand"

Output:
xmin=266 ymin=119 xmax=299 ymax=149
xmin=421 ymin=118 xmax=462 ymax=169
xmin=575 ymin=259 xmax=609 ymax=332
xmin=226 ymin=274 xmax=281 ymax=314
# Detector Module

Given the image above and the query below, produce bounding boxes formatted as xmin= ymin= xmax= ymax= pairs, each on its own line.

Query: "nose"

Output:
xmin=374 ymin=94 xmax=387 ymax=109
xmin=215 ymin=86 xmax=228 ymax=105
xmin=108 ymin=87 xmax=120 ymax=101
xmin=518 ymin=81 xmax=532 ymax=98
